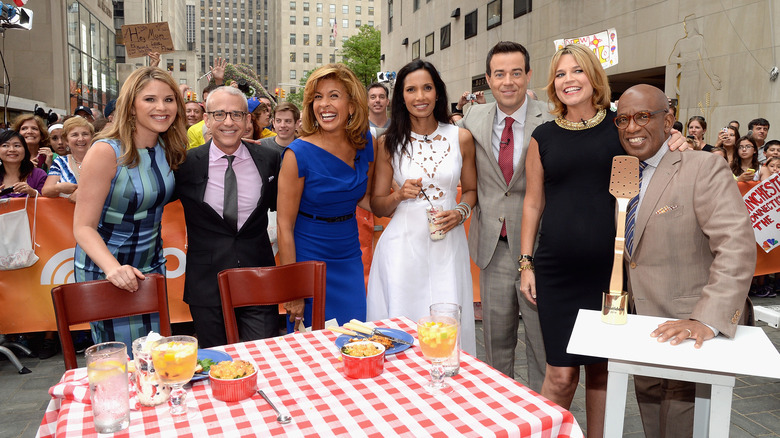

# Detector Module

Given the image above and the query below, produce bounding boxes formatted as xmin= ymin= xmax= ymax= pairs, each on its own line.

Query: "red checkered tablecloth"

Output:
xmin=37 ymin=317 xmax=582 ymax=437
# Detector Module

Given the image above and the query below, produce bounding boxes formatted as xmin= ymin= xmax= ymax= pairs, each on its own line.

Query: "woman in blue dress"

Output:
xmin=73 ymin=67 xmax=188 ymax=350
xmin=277 ymin=64 xmax=375 ymax=331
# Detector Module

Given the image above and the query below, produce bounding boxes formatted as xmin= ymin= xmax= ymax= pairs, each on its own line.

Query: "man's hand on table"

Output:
xmin=650 ymin=319 xmax=715 ymax=349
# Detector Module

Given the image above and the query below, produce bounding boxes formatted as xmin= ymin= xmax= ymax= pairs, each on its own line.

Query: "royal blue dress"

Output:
xmin=284 ymin=136 xmax=373 ymax=330
xmin=74 ymin=139 xmax=174 ymax=353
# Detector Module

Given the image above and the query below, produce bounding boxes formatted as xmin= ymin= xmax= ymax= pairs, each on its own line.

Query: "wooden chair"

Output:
xmin=51 ymin=274 xmax=172 ymax=370
xmin=217 ymin=261 xmax=326 ymax=344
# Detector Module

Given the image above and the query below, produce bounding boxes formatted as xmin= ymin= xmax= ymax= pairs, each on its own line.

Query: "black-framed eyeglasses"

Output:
xmin=614 ymin=109 xmax=668 ymax=129
xmin=207 ymin=110 xmax=247 ymax=122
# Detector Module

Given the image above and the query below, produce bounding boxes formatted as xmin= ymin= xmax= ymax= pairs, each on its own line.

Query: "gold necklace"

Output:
xmin=555 ymin=108 xmax=607 ymax=131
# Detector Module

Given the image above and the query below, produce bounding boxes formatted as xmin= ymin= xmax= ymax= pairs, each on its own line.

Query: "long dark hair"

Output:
xmin=731 ymin=135 xmax=759 ymax=176
xmin=0 ymin=130 xmax=34 ymax=180
xmin=384 ymin=60 xmax=450 ymax=159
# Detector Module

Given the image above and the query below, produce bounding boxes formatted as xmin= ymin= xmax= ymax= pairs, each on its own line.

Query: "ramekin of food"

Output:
xmin=209 ymin=360 xmax=258 ymax=402
xmin=341 ymin=341 xmax=386 ymax=379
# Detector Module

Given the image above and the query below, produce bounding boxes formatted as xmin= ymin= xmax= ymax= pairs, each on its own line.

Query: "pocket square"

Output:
xmin=268 ymin=176 xmax=275 ymax=182
xmin=655 ymin=205 xmax=678 ymax=215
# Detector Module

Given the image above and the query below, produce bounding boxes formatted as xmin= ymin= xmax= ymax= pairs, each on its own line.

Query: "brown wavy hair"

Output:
xmin=300 ymin=64 xmax=369 ymax=149
xmin=545 ymin=44 xmax=611 ymax=117
xmin=93 ymin=67 xmax=187 ymax=170
xmin=11 ymin=114 xmax=49 ymax=151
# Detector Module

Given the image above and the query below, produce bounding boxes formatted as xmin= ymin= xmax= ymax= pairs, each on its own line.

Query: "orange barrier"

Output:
xmin=739 ymin=181 xmax=780 ymax=276
xmin=0 ymin=198 xmax=190 ymax=334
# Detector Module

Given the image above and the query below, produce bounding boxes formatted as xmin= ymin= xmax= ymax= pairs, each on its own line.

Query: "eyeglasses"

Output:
xmin=614 ymin=109 xmax=668 ymax=129
xmin=738 ymin=145 xmax=755 ymax=151
xmin=206 ymin=110 xmax=247 ymax=122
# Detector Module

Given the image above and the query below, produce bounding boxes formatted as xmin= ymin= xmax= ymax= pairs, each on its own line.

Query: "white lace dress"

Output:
xmin=366 ymin=123 xmax=476 ymax=355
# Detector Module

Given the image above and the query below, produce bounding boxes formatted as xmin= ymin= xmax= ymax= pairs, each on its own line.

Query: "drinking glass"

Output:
xmin=429 ymin=303 xmax=461 ymax=376
xmin=132 ymin=336 xmax=171 ymax=406
xmin=426 ymin=204 xmax=445 ymax=241
xmin=417 ymin=315 xmax=458 ymax=394
xmin=86 ymin=342 xmax=130 ymax=433
xmin=151 ymin=336 xmax=198 ymax=419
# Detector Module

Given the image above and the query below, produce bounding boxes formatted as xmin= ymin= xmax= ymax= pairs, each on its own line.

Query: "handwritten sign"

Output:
xmin=554 ymin=28 xmax=619 ymax=70
xmin=743 ymin=173 xmax=780 ymax=253
xmin=121 ymin=22 xmax=174 ymax=59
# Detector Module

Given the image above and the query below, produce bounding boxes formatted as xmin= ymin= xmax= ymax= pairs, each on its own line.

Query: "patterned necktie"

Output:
xmin=625 ymin=161 xmax=648 ymax=257
xmin=223 ymin=155 xmax=238 ymax=230
xmin=498 ymin=116 xmax=514 ymax=238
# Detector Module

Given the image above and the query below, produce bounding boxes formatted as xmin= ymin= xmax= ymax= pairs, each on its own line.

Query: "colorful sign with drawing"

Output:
xmin=554 ymin=28 xmax=619 ymax=69
xmin=743 ymin=174 xmax=780 ymax=253
xmin=121 ymin=22 xmax=175 ymax=59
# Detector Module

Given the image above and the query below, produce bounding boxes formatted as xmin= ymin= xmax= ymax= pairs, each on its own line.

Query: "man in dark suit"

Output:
xmin=175 ymin=86 xmax=282 ymax=348
xmin=618 ymin=84 xmax=755 ymax=437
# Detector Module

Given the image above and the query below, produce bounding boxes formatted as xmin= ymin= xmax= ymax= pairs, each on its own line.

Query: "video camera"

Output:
xmin=0 ymin=2 xmax=33 ymax=31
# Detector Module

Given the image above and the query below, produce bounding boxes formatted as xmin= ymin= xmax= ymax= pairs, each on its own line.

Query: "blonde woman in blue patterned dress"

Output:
xmin=73 ymin=67 xmax=187 ymax=350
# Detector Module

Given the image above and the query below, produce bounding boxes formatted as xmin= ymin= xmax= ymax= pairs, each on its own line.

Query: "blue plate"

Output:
xmin=335 ymin=328 xmax=414 ymax=355
xmin=192 ymin=349 xmax=232 ymax=382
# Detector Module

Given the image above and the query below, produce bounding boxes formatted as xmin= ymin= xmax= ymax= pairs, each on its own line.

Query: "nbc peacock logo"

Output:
xmin=39 ymin=247 xmax=187 ymax=285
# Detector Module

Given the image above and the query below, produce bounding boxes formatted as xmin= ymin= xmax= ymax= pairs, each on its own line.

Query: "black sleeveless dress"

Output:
xmin=531 ymin=111 xmax=622 ymax=366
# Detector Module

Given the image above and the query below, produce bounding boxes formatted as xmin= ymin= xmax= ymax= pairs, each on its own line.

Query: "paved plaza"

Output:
xmin=2 ymin=296 xmax=779 ymax=437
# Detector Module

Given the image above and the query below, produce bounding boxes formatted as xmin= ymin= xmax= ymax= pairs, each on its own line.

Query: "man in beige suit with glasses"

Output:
xmin=457 ymin=41 xmax=551 ymax=389
xmin=618 ymin=84 xmax=755 ymax=438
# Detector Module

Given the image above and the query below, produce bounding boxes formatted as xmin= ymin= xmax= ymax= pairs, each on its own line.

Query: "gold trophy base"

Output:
xmin=601 ymin=291 xmax=628 ymax=325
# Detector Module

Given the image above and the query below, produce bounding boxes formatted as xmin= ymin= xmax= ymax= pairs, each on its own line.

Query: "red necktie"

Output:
xmin=498 ymin=116 xmax=514 ymax=237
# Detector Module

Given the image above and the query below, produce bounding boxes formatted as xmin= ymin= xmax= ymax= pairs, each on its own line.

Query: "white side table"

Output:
xmin=567 ymin=309 xmax=780 ymax=438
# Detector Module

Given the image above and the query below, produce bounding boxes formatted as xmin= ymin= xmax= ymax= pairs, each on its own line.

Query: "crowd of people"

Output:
xmin=1 ymin=40 xmax=774 ymax=436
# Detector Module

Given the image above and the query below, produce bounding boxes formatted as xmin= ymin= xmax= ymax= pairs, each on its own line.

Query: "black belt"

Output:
xmin=298 ymin=211 xmax=355 ymax=222
xmin=498 ymin=235 xmax=508 ymax=242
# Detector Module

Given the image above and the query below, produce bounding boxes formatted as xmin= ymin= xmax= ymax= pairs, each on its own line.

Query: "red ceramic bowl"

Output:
xmin=341 ymin=341 xmax=386 ymax=379
xmin=209 ymin=368 xmax=258 ymax=402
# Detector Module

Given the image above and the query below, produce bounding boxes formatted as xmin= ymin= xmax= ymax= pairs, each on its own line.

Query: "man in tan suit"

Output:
xmin=457 ymin=41 xmax=551 ymax=388
xmin=618 ymin=84 xmax=755 ymax=438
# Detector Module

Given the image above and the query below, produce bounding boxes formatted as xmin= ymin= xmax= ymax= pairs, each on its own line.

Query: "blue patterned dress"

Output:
xmin=74 ymin=139 xmax=174 ymax=351
xmin=48 ymin=156 xmax=78 ymax=184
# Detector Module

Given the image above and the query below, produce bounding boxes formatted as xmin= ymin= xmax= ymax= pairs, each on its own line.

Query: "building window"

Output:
xmin=464 ymin=10 xmax=478 ymax=39
xmin=342 ymin=36 xmax=348 ymax=43
xmin=368 ymin=20 xmax=374 ymax=26
xmin=329 ymin=4 xmax=335 ymax=13
xmin=329 ymin=53 xmax=335 ymax=62
xmin=356 ymin=5 xmax=361 ymax=14
xmin=316 ymin=34 xmax=323 ymax=45
xmin=290 ymin=15 xmax=296 ymax=24
xmin=514 ymin=0 xmax=531 ymax=18
xmin=290 ymin=70 xmax=297 ymax=79
xmin=290 ymin=52 xmax=296 ymax=61
xmin=303 ymin=16 xmax=309 ymax=25
xmin=303 ymin=52 xmax=310 ymax=62
xmin=330 ymin=36 xmax=336 ymax=47
xmin=413 ymin=0 xmax=419 ymax=11
xmin=342 ymin=19 xmax=348 ymax=28
xmin=290 ymin=1 xmax=296 ymax=10
xmin=425 ymin=32 xmax=434 ymax=56
xmin=342 ymin=5 xmax=348 ymax=14
xmin=317 ymin=53 xmax=323 ymax=63
xmin=290 ymin=33 xmax=296 ymax=44
xmin=167 ymin=59 xmax=174 ymax=71
xmin=487 ymin=0 xmax=502 ymax=29
xmin=369 ymin=6 xmax=374 ymax=15
xmin=386 ymin=2 xmax=391 ymax=32
xmin=412 ymin=40 xmax=420 ymax=60
xmin=303 ymin=34 xmax=310 ymax=45
xmin=303 ymin=1 xmax=309 ymax=11
xmin=317 ymin=2 xmax=322 ymax=12
xmin=440 ymin=24 xmax=451 ymax=50
xmin=355 ymin=19 xmax=361 ymax=27
xmin=317 ymin=17 xmax=323 ymax=26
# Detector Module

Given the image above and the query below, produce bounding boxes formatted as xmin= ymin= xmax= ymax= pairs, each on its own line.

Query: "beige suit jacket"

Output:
xmin=626 ymin=150 xmax=756 ymax=338
xmin=458 ymin=99 xmax=552 ymax=269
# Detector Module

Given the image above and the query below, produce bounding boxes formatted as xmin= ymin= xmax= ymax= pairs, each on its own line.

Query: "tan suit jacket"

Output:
xmin=459 ymin=99 xmax=552 ymax=268
xmin=626 ymin=150 xmax=755 ymax=338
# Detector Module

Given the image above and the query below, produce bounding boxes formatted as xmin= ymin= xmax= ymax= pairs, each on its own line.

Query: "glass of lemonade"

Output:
xmin=86 ymin=342 xmax=130 ymax=433
xmin=417 ymin=315 xmax=459 ymax=394
xmin=151 ymin=336 xmax=198 ymax=419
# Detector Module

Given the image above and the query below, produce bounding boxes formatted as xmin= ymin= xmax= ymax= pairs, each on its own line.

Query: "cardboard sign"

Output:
xmin=743 ymin=173 xmax=780 ymax=253
xmin=121 ymin=22 xmax=174 ymax=59
xmin=554 ymin=28 xmax=619 ymax=70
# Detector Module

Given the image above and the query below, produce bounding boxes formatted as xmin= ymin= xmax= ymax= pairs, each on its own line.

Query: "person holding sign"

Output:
xmin=617 ymin=84 xmax=755 ymax=438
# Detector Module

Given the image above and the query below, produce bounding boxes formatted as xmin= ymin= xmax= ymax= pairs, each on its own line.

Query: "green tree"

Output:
xmin=341 ymin=25 xmax=381 ymax=87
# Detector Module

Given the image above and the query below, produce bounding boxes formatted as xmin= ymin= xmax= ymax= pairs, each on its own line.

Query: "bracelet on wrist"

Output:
xmin=518 ymin=263 xmax=534 ymax=272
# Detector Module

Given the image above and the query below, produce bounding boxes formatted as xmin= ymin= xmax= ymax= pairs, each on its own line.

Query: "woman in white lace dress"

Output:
xmin=366 ymin=60 xmax=478 ymax=355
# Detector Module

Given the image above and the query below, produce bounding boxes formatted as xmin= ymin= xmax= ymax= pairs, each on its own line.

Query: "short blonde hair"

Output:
xmin=62 ymin=116 xmax=95 ymax=138
xmin=94 ymin=67 xmax=187 ymax=170
xmin=300 ymin=64 xmax=369 ymax=149
xmin=545 ymin=44 xmax=611 ymax=117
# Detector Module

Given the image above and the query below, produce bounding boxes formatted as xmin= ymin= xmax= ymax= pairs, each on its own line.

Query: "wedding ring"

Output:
xmin=685 ymin=328 xmax=692 ymax=338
